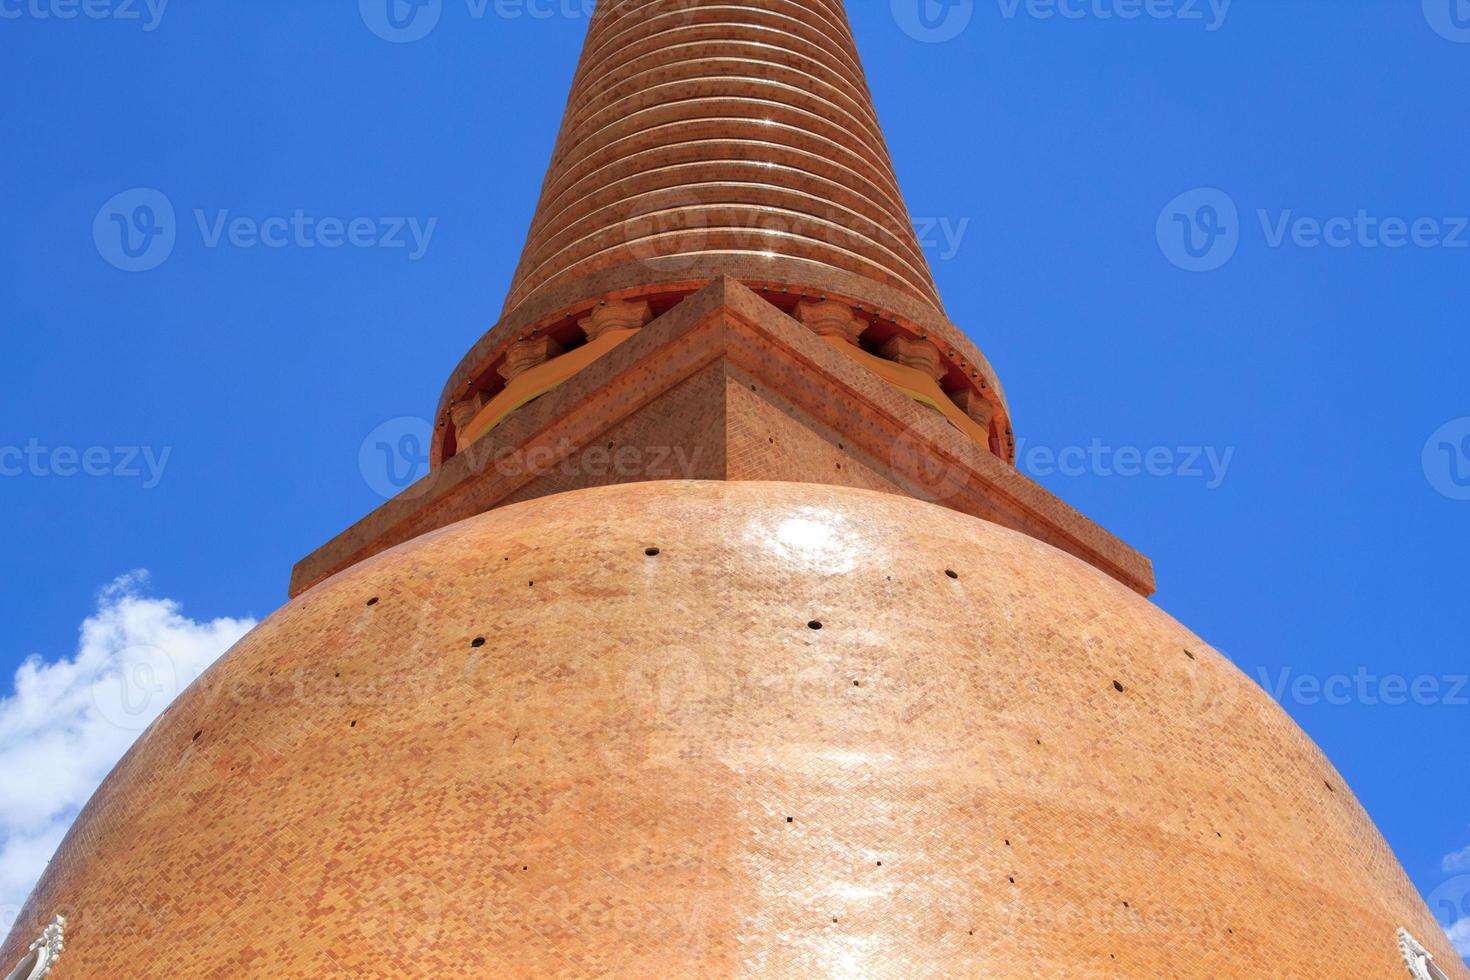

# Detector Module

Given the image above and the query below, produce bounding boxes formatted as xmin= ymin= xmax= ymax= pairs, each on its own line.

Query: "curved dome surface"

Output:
xmin=2 ymin=481 xmax=1457 ymax=977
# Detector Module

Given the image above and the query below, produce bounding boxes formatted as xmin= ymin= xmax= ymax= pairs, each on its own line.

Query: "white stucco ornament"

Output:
xmin=2 ymin=916 xmax=64 ymax=980
xmin=1399 ymin=927 xmax=1452 ymax=980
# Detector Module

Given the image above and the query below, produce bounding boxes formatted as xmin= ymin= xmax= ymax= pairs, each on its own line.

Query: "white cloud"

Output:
xmin=1439 ymin=841 xmax=1470 ymax=961
xmin=0 ymin=572 xmax=254 ymax=925
xmin=1448 ymin=918 xmax=1470 ymax=958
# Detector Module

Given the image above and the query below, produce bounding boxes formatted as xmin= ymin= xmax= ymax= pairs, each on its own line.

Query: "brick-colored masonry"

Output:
xmin=4 ymin=1 xmax=1460 ymax=977
xmin=504 ymin=0 xmax=944 ymax=316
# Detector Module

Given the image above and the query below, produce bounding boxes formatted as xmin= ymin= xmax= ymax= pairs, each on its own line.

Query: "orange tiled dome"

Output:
xmin=3 ymin=482 xmax=1457 ymax=976
xmin=5 ymin=2 xmax=1458 ymax=976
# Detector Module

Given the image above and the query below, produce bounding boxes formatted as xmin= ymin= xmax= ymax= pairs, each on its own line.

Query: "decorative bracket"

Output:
xmin=879 ymin=334 xmax=947 ymax=381
xmin=498 ymin=336 xmax=565 ymax=383
xmin=579 ymin=298 xmax=654 ymax=342
xmin=795 ymin=299 xmax=866 ymax=345
xmin=1398 ymin=928 xmax=1452 ymax=980
xmin=4 ymin=915 xmax=65 ymax=980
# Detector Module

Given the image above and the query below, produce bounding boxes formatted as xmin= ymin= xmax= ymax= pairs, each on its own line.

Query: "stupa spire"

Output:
xmin=502 ymin=0 xmax=945 ymax=318
xmin=12 ymin=6 xmax=1454 ymax=977
xmin=290 ymin=0 xmax=1153 ymax=600
xmin=430 ymin=0 xmax=1016 ymax=477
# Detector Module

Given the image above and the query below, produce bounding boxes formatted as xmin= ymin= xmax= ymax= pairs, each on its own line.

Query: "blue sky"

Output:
xmin=1 ymin=0 xmax=1467 ymax=958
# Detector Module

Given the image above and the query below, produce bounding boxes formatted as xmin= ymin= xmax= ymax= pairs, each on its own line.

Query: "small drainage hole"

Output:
xmin=808 ymin=621 xmax=823 ymax=631
xmin=471 ymin=637 xmax=486 ymax=648
xmin=366 ymin=597 xmax=379 ymax=606
xmin=946 ymin=569 xmax=959 ymax=580
xmin=1113 ymin=680 xmax=1126 ymax=693
xmin=645 ymin=547 xmax=661 ymax=557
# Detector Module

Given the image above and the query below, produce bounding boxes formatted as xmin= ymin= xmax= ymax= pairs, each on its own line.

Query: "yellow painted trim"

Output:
xmin=458 ymin=328 xmax=641 ymax=448
xmin=821 ymin=337 xmax=993 ymax=449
